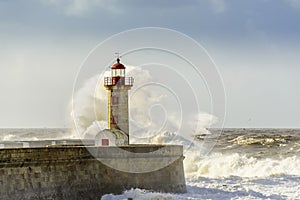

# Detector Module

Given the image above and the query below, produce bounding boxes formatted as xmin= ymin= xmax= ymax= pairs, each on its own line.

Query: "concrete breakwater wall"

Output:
xmin=0 ymin=145 xmax=186 ymax=200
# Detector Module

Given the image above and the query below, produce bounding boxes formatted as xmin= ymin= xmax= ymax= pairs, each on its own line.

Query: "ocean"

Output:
xmin=104 ymin=128 xmax=300 ymax=200
xmin=1 ymin=128 xmax=299 ymax=199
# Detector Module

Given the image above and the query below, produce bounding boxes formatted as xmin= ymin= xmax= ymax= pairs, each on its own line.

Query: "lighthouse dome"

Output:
xmin=111 ymin=58 xmax=125 ymax=69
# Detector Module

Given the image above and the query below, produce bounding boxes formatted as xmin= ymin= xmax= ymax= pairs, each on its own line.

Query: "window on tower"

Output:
xmin=112 ymin=96 xmax=119 ymax=104
xmin=112 ymin=69 xmax=125 ymax=77
xmin=112 ymin=116 xmax=118 ymax=124
xmin=102 ymin=139 xmax=109 ymax=146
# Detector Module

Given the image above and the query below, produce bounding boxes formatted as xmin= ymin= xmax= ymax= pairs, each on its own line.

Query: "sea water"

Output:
xmin=102 ymin=128 xmax=300 ymax=200
xmin=1 ymin=128 xmax=299 ymax=199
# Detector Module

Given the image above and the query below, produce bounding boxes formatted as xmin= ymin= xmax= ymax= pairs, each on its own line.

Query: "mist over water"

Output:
xmin=0 ymin=128 xmax=74 ymax=141
xmin=2 ymin=127 xmax=300 ymax=199
xmin=70 ymin=67 xmax=300 ymax=199
xmin=101 ymin=129 xmax=300 ymax=200
xmin=1 ymin=67 xmax=298 ymax=199
xmin=71 ymin=66 xmax=216 ymax=141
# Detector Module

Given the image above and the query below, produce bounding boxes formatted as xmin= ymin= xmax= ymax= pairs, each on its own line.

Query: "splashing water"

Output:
xmin=71 ymin=67 xmax=300 ymax=199
xmin=71 ymin=66 xmax=217 ymax=142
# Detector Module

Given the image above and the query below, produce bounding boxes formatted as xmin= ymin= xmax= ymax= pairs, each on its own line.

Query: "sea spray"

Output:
xmin=101 ymin=130 xmax=300 ymax=200
xmin=184 ymin=152 xmax=300 ymax=178
xmin=71 ymin=66 xmax=217 ymax=140
xmin=82 ymin=120 xmax=108 ymax=139
xmin=128 ymin=131 xmax=300 ymax=178
xmin=0 ymin=128 xmax=75 ymax=141
xmin=101 ymin=188 xmax=191 ymax=200
xmin=71 ymin=74 xmax=108 ymax=137
xmin=71 ymin=66 xmax=299 ymax=199
xmin=71 ymin=66 xmax=161 ymax=138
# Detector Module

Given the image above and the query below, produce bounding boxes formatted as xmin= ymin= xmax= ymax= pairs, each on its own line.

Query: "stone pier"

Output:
xmin=0 ymin=145 xmax=186 ymax=200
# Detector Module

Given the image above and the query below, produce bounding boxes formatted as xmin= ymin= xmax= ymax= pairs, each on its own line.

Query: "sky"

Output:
xmin=0 ymin=0 xmax=300 ymax=128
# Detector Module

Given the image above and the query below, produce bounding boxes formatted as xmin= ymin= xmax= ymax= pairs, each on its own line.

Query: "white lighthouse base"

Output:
xmin=95 ymin=129 xmax=128 ymax=146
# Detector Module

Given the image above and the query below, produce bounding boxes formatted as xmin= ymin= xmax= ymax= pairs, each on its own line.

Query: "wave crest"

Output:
xmin=184 ymin=152 xmax=300 ymax=178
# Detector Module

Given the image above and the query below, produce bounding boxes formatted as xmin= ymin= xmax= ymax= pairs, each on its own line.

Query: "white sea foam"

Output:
xmin=230 ymin=135 xmax=288 ymax=146
xmin=130 ymin=129 xmax=300 ymax=179
xmin=71 ymin=67 xmax=300 ymax=199
xmin=184 ymin=152 xmax=300 ymax=178
xmin=71 ymin=66 xmax=216 ymax=140
xmin=71 ymin=66 xmax=157 ymax=138
xmin=101 ymin=131 xmax=300 ymax=199
xmin=0 ymin=128 xmax=75 ymax=141
xmin=2 ymin=134 xmax=20 ymax=141
xmin=102 ymin=174 xmax=300 ymax=200
xmin=101 ymin=188 xmax=190 ymax=200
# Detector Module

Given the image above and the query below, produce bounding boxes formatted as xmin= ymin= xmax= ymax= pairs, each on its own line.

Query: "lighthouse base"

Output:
xmin=0 ymin=145 xmax=186 ymax=200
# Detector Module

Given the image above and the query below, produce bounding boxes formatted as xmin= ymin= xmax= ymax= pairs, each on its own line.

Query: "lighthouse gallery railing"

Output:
xmin=104 ymin=77 xmax=134 ymax=86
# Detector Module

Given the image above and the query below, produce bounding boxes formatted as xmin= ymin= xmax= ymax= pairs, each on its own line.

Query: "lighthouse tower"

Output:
xmin=103 ymin=57 xmax=133 ymax=144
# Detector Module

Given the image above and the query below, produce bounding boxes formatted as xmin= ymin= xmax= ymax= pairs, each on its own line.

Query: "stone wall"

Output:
xmin=0 ymin=139 xmax=94 ymax=149
xmin=0 ymin=145 xmax=186 ymax=200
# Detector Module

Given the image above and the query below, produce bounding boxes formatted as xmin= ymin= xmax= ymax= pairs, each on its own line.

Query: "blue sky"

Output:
xmin=0 ymin=0 xmax=300 ymax=127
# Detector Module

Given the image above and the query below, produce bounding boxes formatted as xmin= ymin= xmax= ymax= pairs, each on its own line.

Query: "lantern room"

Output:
xmin=111 ymin=58 xmax=125 ymax=76
xmin=104 ymin=58 xmax=133 ymax=87
xmin=111 ymin=58 xmax=126 ymax=85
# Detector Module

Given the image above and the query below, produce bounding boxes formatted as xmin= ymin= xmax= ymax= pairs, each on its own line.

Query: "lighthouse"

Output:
xmin=95 ymin=57 xmax=133 ymax=146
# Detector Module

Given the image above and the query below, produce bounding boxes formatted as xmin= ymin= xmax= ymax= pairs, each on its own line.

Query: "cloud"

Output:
xmin=40 ymin=0 xmax=228 ymax=17
xmin=209 ymin=0 xmax=226 ymax=14
xmin=40 ymin=0 xmax=122 ymax=17
xmin=285 ymin=0 xmax=300 ymax=8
